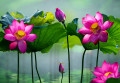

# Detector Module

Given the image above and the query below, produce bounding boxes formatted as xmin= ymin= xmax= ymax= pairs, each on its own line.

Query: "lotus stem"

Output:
xmin=80 ymin=49 xmax=86 ymax=83
xmin=31 ymin=52 xmax=34 ymax=83
xmin=62 ymin=22 xmax=71 ymax=83
xmin=17 ymin=51 xmax=19 ymax=83
xmin=61 ymin=73 xmax=63 ymax=83
xmin=34 ymin=52 xmax=42 ymax=83
xmin=96 ymin=42 xmax=100 ymax=67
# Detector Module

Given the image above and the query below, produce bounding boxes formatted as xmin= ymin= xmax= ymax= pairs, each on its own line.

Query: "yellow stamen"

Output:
xmin=90 ymin=23 xmax=100 ymax=33
xmin=104 ymin=72 xmax=112 ymax=76
xmin=17 ymin=30 xmax=25 ymax=36
xmin=15 ymin=30 xmax=26 ymax=40
xmin=91 ymin=23 xmax=98 ymax=29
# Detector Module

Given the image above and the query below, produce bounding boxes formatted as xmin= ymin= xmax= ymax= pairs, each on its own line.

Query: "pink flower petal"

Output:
xmin=18 ymin=40 xmax=27 ymax=53
xmin=90 ymin=34 xmax=99 ymax=43
xmin=12 ymin=19 xmax=19 ymax=27
xmin=9 ymin=25 xmax=16 ymax=33
xmin=4 ymin=29 xmax=12 ymax=34
xmin=90 ymin=78 xmax=105 ymax=83
xmin=26 ymin=34 xmax=37 ymax=42
xmin=12 ymin=19 xmax=20 ymax=32
xmin=86 ymin=14 xmax=97 ymax=22
xmin=95 ymin=67 xmax=103 ymax=74
xmin=82 ymin=34 xmax=92 ymax=43
xmin=95 ymin=11 xmax=103 ymax=24
xmin=82 ymin=17 xmax=94 ymax=29
xmin=93 ymin=72 xmax=103 ymax=78
xmin=112 ymin=62 xmax=119 ymax=77
xmin=9 ymin=41 xmax=17 ymax=50
xmin=102 ymin=61 xmax=109 ymax=73
xmin=102 ymin=21 xmax=113 ymax=30
xmin=78 ymin=27 xmax=92 ymax=35
xmin=25 ymin=25 xmax=33 ymax=35
xmin=4 ymin=34 xmax=16 ymax=41
xmin=118 ymin=73 xmax=120 ymax=77
xmin=19 ymin=20 xmax=25 ymax=31
xmin=99 ymin=31 xmax=108 ymax=42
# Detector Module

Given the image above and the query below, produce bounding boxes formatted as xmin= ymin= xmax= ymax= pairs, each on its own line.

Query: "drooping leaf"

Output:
xmin=29 ymin=11 xmax=55 ymax=26
xmin=29 ymin=16 xmax=47 ymax=26
xmin=11 ymin=12 xmax=24 ymax=19
xmin=45 ymin=12 xmax=55 ymax=24
xmin=106 ymin=78 xmax=120 ymax=83
xmin=26 ymin=22 xmax=66 ymax=53
xmin=33 ymin=10 xmax=45 ymax=17
xmin=0 ymin=12 xmax=14 ymax=29
xmin=0 ymin=12 xmax=30 ymax=29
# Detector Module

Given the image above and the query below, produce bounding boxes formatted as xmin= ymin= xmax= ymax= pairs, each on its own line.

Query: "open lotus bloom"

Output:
xmin=78 ymin=12 xmax=113 ymax=45
xmin=91 ymin=61 xmax=120 ymax=83
xmin=4 ymin=20 xmax=37 ymax=53
xmin=59 ymin=63 xmax=64 ymax=73
xmin=55 ymin=8 xmax=66 ymax=23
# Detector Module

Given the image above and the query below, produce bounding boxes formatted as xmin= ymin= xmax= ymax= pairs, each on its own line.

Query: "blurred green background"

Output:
xmin=0 ymin=0 xmax=120 ymax=83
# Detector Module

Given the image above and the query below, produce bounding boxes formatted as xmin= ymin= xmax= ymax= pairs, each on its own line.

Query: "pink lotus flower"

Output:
xmin=59 ymin=63 xmax=64 ymax=73
xmin=78 ymin=12 xmax=113 ymax=45
xmin=91 ymin=61 xmax=120 ymax=83
xmin=4 ymin=19 xmax=37 ymax=53
xmin=55 ymin=8 xmax=66 ymax=23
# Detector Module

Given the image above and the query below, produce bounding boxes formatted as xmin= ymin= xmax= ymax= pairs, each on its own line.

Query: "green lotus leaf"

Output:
xmin=29 ymin=11 xmax=55 ymax=26
xmin=67 ymin=16 xmax=119 ymax=55
xmin=106 ymin=77 xmax=120 ymax=83
xmin=11 ymin=12 xmax=24 ymax=19
xmin=26 ymin=22 xmax=66 ymax=53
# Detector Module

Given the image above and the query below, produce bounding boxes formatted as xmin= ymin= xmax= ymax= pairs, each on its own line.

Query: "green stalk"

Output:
xmin=17 ymin=51 xmax=19 ymax=83
xmin=34 ymin=52 xmax=42 ymax=83
xmin=62 ymin=22 xmax=71 ymax=83
xmin=31 ymin=52 xmax=34 ymax=83
xmin=61 ymin=73 xmax=63 ymax=83
xmin=80 ymin=49 xmax=86 ymax=83
xmin=96 ymin=42 xmax=100 ymax=67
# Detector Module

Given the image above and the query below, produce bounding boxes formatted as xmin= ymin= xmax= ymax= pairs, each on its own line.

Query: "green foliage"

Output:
xmin=11 ymin=12 xmax=24 ymax=19
xmin=66 ymin=16 xmax=119 ymax=55
xmin=26 ymin=22 xmax=66 ymax=53
xmin=107 ymin=16 xmax=120 ymax=46
xmin=106 ymin=77 xmax=120 ymax=83
xmin=0 ymin=11 xmax=120 ymax=54
xmin=0 ymin=11 xmax=61 ymax=53
xmin=29 ymin=11 xmax=55 ymax=26
xmin=62 ymin=35 xmax=81 ymax=48
xmin=0 ymin=23 xmax=66 ymax=53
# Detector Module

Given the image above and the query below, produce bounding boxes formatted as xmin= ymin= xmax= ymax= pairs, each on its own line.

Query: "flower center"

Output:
xmin=104 ymin=72 xmax=112 ymax=77
xmin=90 ymin=23 xmax=100 ymax=33
xmin=15 ymin=30 xmax=26 ymax=40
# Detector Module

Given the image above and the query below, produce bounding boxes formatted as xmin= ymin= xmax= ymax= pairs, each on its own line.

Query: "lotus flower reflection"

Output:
xmin=91 ymin=61 xmax=120 ymax=83
xmin=78 ymin=12 xmax=113 ymax=45
xmin=4 ymin=20 xmax=37 ymax=53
